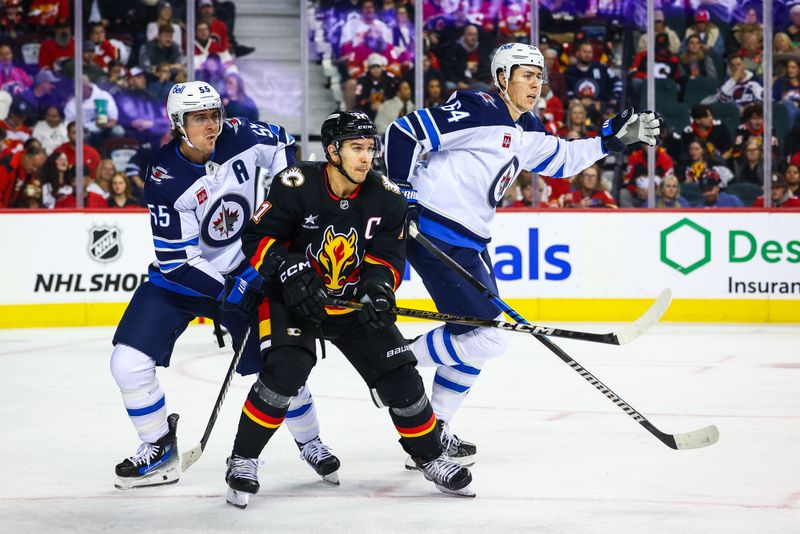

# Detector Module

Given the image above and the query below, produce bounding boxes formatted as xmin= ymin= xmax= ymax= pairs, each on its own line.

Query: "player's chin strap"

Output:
xmin=326 ymin=145 xmax=361 ymax=186
xmin=498 ymin=85 xmax=530 ymax=118
xmin=176 ymin=110 xmax=224 ymax=151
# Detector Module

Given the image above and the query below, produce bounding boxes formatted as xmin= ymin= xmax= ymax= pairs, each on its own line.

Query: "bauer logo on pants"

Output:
xmin=88 ymin=225 xmax=122 ymax=263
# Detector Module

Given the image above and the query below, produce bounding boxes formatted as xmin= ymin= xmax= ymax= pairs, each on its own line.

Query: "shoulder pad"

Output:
xmin=276 ymin=166 xmax=307 ymax=188
xmin=379 ymin=174 xmax=401 ymax=195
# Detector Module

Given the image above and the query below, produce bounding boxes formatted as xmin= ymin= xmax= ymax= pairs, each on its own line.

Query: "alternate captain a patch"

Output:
xmin=201 ymin=193 xmax=252 ymax=247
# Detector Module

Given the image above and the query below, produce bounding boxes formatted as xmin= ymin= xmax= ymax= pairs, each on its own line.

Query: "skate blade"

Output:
xmin=226 ymin=488 xmax=251 ymax=509
xmin=321 ymin=471 xmax=340 ymax=485
xmin=451 ymin=453 xmax=476 ymax=467
xmin=435 ymin=483 xmax=476 ymax=498
xmin=114 ymin=462 xmax=180 ymax=490
xmin=404 ymin=456 xmax=418 ymax=471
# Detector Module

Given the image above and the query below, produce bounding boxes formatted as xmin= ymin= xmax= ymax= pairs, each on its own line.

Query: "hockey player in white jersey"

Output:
xmin=384 ymin=43 xmax=661 ymax=466
xmin=110 ymin=81 xmax=339 ymax=489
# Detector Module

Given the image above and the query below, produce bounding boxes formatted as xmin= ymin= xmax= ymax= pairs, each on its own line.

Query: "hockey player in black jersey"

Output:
xmin=221 ymin=111 xmax=474 ymax=508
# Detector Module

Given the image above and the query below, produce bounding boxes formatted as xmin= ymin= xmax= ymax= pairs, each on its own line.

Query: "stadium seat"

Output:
xmin=681 ymin=182 xmax=702 ymax=205
xmin=664 ymin=15 xmax=687 ymax=39
xmin=726 ymin=182 xmax=763 ymax=206
xmin=772 ymin=103 xmax=791 ymax=156
xmin=709 ymin=103 xmax=741 ymax=138
xmin=684 ymin=77 xmax=721 ymax=107
xmin=640 ymin=79 xmax=680 ymax=109
xmin=657 ymin=101 xmax=691 ymax=133
xmin=707 ymin=51 xmax=726 ymax=81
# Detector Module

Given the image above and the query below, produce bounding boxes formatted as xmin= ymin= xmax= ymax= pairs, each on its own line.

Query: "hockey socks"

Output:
xmin=391 ymin=394 xmax=441 ymax=461
xmin=232 ymin=378 xmax=291 ymax=459
xmin=284 ymin=385 xmax=320 ymax=445
xmin=110 ymin=344 xmax=169 ymax=443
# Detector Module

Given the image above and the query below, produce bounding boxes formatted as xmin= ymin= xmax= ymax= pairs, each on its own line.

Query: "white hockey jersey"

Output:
xmin=385 ymin=90 xmax=607 ymax=247
xmin=144 ymin=117 xmax=295 ymax=298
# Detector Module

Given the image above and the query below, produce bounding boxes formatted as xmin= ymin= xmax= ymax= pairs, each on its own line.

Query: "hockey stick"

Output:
xmin=326 ymin=290 xmax=671 ymax=346
xmin=181 ymin=325 xmax=252 ymax=472
xmin=407 ymin=222 xmax=718 ymax=450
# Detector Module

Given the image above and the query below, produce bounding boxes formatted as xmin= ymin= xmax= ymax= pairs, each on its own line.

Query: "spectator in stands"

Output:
xmin=787 ymin=5 xmax=800 ymax=47
xmin=139 ymin=24 xmax=185 ymax=79
xmin=147 ymin=63 xmax=173 ymax=102
xmin=107 ymin=172 xmax=139 ymax=209
xmin=564 ymin=166 xmax=617 ymax=208
xmin=773 ymin=58 xmax=800 ymax=128
xmin=94 ymin=159 xmax=115 ymax=199
xmin=346 ymin=25 xmax=403 ymax=80
xmin=375 ymin=79 xmax=414 ymax=135
xmin=785 ymin=163 xmax=800 ymax=196
xmin=62 ymin=40 xmax=108 ymax=84
xmin=55 ymin=121 xmax=102 ymax=177
xmin=685 ymin=9 xmax=724 ymax=56
xmin=39 ymin=151 xmax=71 ymax=209
xmin=19 ymin=70 xmax=61 ymax=121
xmin=355 ymin=53 xmax=397 ymax=120
xmin=147 ymin=2 xmax=183 ymax=50
xmin=0 ymin=97 xmax=31 ymax=155
xmin=54 ymin=168 xmax=108 ymax=209
xmin=27 ymin=0 xmax=69 ymax=29
xmin=680 ymin=34 xmax=717 ymax=80
xmin=629 ymin=33 xmax=682 ymax=106
xmin=222 ymin=73 xmax=259 ymax=122
xmin=558 ymin=101 xmax=596 ymax=138
xmin=115 ymin=67 xmax=170 ymax=148
xmin=125 ymin=140 xmax=160 ymax=203
xmin=621 ymin=146 xmax=674 ymax=207
xmin=676 ymin=139 xmax=713 ymax=183
xmin=717 ymin=55 xmax=764 ymax=106
xmin=195 ymin=20 xmax=232 ymax=73
xmin=697 ymin=170 xmax=743 ymax=208
xmin=543 ymin=49 xmax=567 ymax=104
xmin=88 ymin=22 xmax=119 ymax=73
xmin=0 ymin=0 xmax=27 ymax=47
xmin=737 ymin=31 xmax=763 ymax=77
xmin=566 ymin=41 xmax=621 ymax=107
xmin=38 ymin=19 xmax=74 ymax=71
xmin=196 ymin=53 xmax=226 ymax=94
xmin=682 ymin=104 xmax=733 ymax=161
xmin=425 ymin=77 xmax=444 ymax=107
xmin=773 ymin=33 xmax=800 ymax=77
xmin=0 ymin=43 xmax=31 ymax=96
xmin=31 ymin=105 xmax=68 ymax=155
xmin=340 ymin=0 xmax=393 ymax=54
xmin=732 ymin=104 xmax=778 ymax=159
xmin=638 ymin=10 xmax=680 ymax=54
xmin=648 ymin=175 xmax=689 ymax=208
xmin=64 ymin=75 xmax=118 ymax=146
xmin=505 ymin=172 xmax=547 ymax=208
xmin=733 ymin=139 xmax=769 ymax=186
xmin=0 ymin=143 xmax=45 ymax=208
xmin=752 ymin=172 xmax=800 ymax=207
xmin=438 ymin=24 xmax=492 ymax=91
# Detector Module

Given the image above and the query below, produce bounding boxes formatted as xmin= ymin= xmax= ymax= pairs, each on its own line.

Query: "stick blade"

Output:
xmin=180 ymin=443 xmax=203 ymax=472
xmin=614 ymin=289 xmax=672 ymax=345
xmin=673 ymin=424 xmax=719 ymax=450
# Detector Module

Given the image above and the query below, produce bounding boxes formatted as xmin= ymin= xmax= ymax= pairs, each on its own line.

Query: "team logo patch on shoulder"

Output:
xmin=380 ymin=175 xmax=401 ymax=194
xmin=195 ymin=187 xmax=208 ymax=205
xmin=150 ymin=166 xmax=172 ymax=183
xmin=280 ymin=167 xmax=305 ymax=188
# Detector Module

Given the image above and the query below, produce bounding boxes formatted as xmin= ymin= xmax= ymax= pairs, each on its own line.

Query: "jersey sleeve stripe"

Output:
xmin=397 ymin=116 xmax=414 ymax=136
xmin=364 ymin=253 xmax=400 ymax=290
xmin=158 ymin=261 xmax=186 ymax=272
xmin=553 ymin=161 xmax=566 ymax=178
xmin=405 ymin=112 xmax=426 ymax=140
xmin=417 ymin=109 xmax=440 ymax=151
xmin=250 ymin=236 xmax=278 ymax=271
xmin=155 ymin=249 xmax=188 ymax=262
xmin=532 ymin=142 xmax=560 ymax=173
xmin=153 ymin=236 xmax=199 ymax=249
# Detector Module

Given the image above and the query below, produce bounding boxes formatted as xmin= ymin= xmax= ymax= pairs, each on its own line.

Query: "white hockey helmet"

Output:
xmin=166 ymin=81 xmax=223 ymax=132
xmin=491 ymin=43 xmax=547 ymax=90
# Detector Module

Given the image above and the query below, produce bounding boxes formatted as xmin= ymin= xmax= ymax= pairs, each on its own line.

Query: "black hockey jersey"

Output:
xmin=242 ymin=161 xmax=407 ymax=310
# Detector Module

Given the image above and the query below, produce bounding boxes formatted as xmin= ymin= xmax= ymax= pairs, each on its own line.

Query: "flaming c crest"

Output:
xmin=309 ymin=226 xmax=360 ymax=294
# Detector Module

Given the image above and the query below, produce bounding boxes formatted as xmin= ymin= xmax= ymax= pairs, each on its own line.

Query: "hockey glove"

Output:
xmin=220 ymin=273 xmax=265 ymax=319
xmin=356 ymin=282 xmax=396 ymax=329
xmin=601 ymin=107 xmax=662 ymax=153
xmin=278 ymin=255 xmax=327 ymax=324
xmin=395 ymin=179 xmax=419 ymax=225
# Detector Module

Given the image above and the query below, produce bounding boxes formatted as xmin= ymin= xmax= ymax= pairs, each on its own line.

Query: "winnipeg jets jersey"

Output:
xmin=384 ymin=90 xmax=607 ymax=247
xmin=144 ymin=117 xmax=295 ymax=299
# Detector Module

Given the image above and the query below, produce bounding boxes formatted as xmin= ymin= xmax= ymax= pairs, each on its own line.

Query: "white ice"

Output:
xmin=0 ymin=322 xmax=798 ymax=533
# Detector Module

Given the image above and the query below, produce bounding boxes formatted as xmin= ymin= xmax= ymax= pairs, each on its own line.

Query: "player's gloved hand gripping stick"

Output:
xmin=404 ymin=222 xmax=719 ymax=451
xmin=601 ymin=107 xmax=662 ymax=153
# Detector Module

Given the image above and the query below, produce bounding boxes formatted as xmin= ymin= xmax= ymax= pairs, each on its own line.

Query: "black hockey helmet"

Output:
xmin=320 ymin=111 xmax=380 ymax=154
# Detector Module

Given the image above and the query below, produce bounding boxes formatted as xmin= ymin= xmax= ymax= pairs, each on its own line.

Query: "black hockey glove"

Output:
xmin=395 ymin=179 xmax=419 ymax=225
xmin=219 ymin=272 xmax=264 ymax=319
xmin=356 ymin=282 xmax=396 ymax=329
xmin=601 ymin=107 xmax=662 ymax=153
xmin=278 ymin=255 xmax=327 ymax=324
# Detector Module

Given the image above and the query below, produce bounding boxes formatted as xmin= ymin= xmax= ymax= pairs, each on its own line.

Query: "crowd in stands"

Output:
xmin=316 ymin=0 xmax=800 ymax=209
xmin=0 ymin=0 xmax=256 ymax=209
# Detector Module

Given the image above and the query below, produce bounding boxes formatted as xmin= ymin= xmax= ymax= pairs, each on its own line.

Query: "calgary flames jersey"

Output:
xmin=242 ymin=161 xmax=407 ymax=306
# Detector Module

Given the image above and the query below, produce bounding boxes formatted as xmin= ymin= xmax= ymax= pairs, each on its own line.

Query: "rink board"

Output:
xmin=0 ymin=210 xmax=797 ymax=327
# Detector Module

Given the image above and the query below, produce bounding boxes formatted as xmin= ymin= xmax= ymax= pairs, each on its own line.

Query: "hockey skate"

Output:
xmin=414 ymin=453 xmax=475 ymax=497
xmin=405 ymin=420 xmax=477 ymax=470
xmin=297 ymin=437 xmax=340 ymax=485
xmin=114 ymin=413 xmax=180 ymax=489
xmin=225 ymin=455 xmax=263 ymax=509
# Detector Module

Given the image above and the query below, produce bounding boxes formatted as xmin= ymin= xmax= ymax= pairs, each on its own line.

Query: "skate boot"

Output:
xmin=414 ymin=453 xmax=475 ymax=497
xmin=225 ymin=455 xmax=262 ymax=509
xmin=114 ymin=413 xmax=180 ymax=489
xmin=405 ymin=420 xmax=477 ymax=469
xmin=297 ymin=436 xmax=340 ymax=485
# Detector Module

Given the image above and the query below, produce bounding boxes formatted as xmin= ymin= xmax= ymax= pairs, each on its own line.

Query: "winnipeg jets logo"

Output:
xmin=488 ymin=156 xmax=520 ymax=208
xmin=302 ymin=214 xmax=319 ymax=229
xmin=200 ymin=193 xmax=251 ymax=247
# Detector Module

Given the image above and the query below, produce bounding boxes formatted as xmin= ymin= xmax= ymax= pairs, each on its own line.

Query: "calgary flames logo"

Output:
xmin=308 ymin=225 xmax=360 ymax=294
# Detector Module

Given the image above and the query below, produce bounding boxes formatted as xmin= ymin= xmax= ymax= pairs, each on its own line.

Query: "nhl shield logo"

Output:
xmin=88 ymin=225 xmax=122 ymax=263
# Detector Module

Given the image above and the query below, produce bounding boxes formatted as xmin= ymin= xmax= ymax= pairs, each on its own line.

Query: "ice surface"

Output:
xmin=0 ymin=322 xmax=798 ymax=533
